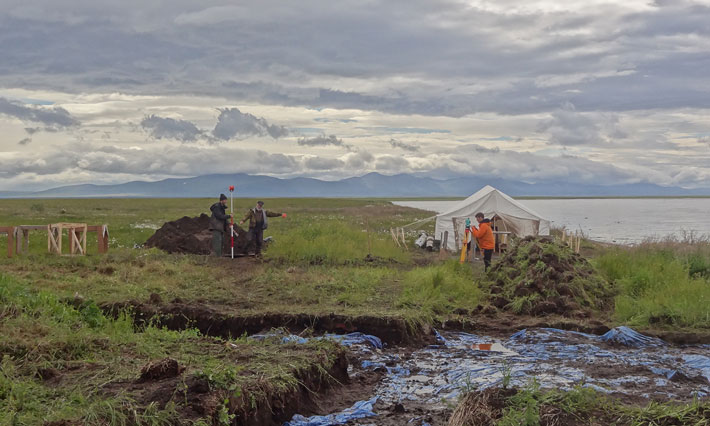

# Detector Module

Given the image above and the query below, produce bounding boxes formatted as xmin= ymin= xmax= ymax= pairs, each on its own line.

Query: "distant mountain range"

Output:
xmin=1 ymin=173 xmax=708 ymax=198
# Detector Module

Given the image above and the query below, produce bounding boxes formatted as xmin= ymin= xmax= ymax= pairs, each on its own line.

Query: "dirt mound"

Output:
xmin=487 ymin=237 xmax=612 ymax=317
xmin=145 ymin=214 xmax=249 ymax=255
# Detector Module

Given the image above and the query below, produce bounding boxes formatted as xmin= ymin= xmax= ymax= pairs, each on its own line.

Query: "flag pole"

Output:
xmin=229 ymin=185 xmax=235 ymax=259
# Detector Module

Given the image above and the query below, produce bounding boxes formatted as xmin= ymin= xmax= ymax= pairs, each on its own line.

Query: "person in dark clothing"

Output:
xmin=239 ymin=200 xmax=285 ymax=256
xmin=209 ymin=194 xmax=232 ymax=257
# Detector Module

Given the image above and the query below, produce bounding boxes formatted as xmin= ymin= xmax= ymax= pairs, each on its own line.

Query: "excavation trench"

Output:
xmin=102 ymin=300 xmax=435 ymax=346
xmin=100 ymin=300 xmax=710 ymax=425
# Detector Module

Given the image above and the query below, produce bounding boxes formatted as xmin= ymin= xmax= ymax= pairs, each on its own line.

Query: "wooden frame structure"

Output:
xmin=1 ymin=224 xmax=109 ymax=257
xmin=48 ymin=223 xmax=88 ymax=255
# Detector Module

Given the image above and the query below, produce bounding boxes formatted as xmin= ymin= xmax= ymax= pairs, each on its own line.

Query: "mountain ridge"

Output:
xmin=1 ymin=173 xmax=708 ymax=198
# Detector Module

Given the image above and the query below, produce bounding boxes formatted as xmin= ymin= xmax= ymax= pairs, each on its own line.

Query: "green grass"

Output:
xmin=452 ymin=382 xmax=710 ymax=426
xmin=398 ymin=260 xmax=483 ymax=317
xmin=0 ymin=272 xmax=343 ymax=425
xmin=594 ymin=243 xmax=710 ymax=328
xmin=265 ymin=220 xmax=410 ymax=265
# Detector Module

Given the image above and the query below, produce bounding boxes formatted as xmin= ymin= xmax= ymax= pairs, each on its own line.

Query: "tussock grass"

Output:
xmin=594 ymin=239 xmax=710 ymax=328
xmin=398 ymin=260 xmax=482 ymax=317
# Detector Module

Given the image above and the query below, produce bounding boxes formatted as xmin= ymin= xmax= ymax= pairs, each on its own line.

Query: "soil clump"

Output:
xmin=487 ymin=237 xmax=612 ymax=317
xmin=139 ymin=357 xmax=184 ymax=382
xmin=144 ymin=214 xmax=249 ymax=255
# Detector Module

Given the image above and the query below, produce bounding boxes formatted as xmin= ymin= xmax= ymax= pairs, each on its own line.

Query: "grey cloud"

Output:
xmin=0 ymin=97 xmax=78 ymax=129
xmin=304 ymin=156 xmax=345 ymax=170
xmin=24 ymin=127 xmax=41 ymax=135
xmin=388 ymin=138 xmax=420 ymax=152
xmin=536 ymin=102 xmax=642 ymax=147
xmin=3 ymin=1 xmax=710 ymax=117
xmin=212 ymin=108 xmax=289 ymax=140
xmin=141 ymin=114 xmax=202 ymax=142
xmin=375 ymin=155 xmax=410 ymax=172
xmin=345 ymin=151 xmax=375 ymax=169
xmin=0 ymin=144 xmax=303 ymax=177
xmin=297 ymin=135 xmax=353 ymax=150
xmin=537 ymin=103 xmax=604 ymax=146
xmin=18 ymin=137 xmax=31 ymax=145
xmin=700 ymin=136 xmax=710 ymax=147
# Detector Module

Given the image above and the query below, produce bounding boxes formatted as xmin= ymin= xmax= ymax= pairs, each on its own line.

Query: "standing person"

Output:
xmin=471 ymin=212 xmax=495 ymax=270
xmin=239 ymin=201 xmax=285 ymax=257
xmin=209 ymin=194 xmax=232 ymax=257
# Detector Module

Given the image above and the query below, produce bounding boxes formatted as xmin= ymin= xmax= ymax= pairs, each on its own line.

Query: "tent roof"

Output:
xmin=437 ymin=185 xmax=547 ymax=221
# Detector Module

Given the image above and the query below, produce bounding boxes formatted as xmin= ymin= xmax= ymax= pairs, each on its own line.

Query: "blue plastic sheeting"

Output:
xmin=283 ymin=397 xmax=378 ymax=426
xmin=600 ymin=326 xmax=666 ymax=348
xmin=324 ymin=332 xmax=383 ymax=350
xmin=683 ymin=354 xmax=710 ymax=382
xmin=282 ymin=326 xmax=709 ymax=424
xmin=352 ymin=327 xmax=710 ymax=406
xmin=248 ymin=331 xmax=383 ymax=349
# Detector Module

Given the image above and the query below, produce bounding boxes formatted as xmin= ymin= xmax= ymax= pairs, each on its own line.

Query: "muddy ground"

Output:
xmin=100 ymin=291 xmax=710 ymax=425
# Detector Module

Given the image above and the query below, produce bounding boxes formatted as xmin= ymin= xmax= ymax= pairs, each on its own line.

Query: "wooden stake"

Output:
xmin=390 ymin=228 xmax=401 ymax=247
xmin=400 ymin=227 xmax=408 ymax=250
xmin=0 ymin=226 xmax=14 ymax=258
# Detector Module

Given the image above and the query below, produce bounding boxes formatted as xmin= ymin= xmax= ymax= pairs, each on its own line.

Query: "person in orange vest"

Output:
xmin=471 ymin=212 xmax=495 ymax=270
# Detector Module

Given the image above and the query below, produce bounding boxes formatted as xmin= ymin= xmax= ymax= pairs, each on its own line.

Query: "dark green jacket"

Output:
xmin=209 ymin=202 xmax=229 ymax=231
xmin=242 ymin=208 xmax=281 ymax=230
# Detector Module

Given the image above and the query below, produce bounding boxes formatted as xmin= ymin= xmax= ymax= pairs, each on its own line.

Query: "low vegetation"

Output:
xmin=398 ymin=260 xmax=482 ymax=318
xmin=450 ymin=382 xmax=710 ymax=426
xmin=594 ymin=237 xmax=710 ymax=328
xmin=0 ymin=272 xmax=344 ymax=425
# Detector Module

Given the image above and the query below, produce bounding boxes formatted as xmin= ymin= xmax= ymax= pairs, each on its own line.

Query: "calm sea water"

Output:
xmin=392 ymin=198 xmax=710 ymax=244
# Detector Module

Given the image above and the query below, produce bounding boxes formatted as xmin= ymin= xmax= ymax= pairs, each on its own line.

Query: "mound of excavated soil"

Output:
xmin=145 ymin=214 xmax=249 ymax=255
xmin=487 ymin=236 xmax=612 ymax=317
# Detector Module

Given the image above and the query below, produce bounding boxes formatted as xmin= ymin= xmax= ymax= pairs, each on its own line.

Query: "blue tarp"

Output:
xmin=283 ymin=397 xmax=378 ymax=426
xmin=354 ymin=326 xmax=710 ymax=405
xmin=600 ymin=326 xmax=666 ymax=348
xmin=258 ymin=326 xmax=709 ymax=425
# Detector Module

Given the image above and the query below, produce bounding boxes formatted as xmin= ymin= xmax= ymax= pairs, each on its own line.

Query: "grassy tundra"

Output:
xmin=1 ymin=198 xmax=709 ymax=424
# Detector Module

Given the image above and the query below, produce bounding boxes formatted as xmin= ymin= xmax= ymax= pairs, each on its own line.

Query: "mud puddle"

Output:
xmin=284 ymin=327 xmax=710 ymax=426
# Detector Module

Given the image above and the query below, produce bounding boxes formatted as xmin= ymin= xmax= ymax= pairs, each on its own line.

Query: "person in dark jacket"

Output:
xmin=239 ymin=200 xmax=285 ymax=256
xmin=209 ymin=194 xmax=232 ymax=257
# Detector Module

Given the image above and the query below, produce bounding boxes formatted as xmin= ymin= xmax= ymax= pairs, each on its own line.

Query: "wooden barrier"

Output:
xmin=48 ymin=223 xmax=87 ymax=255
xmin=0 ymin=226 xmax=15 ymax=258
xmin=1 ymin=224 xmax=108 ymax=256
xmin=88 ymin=225 xmax=109 ymax=254
xmin=14 ymin=225 xmax=45 ymax=255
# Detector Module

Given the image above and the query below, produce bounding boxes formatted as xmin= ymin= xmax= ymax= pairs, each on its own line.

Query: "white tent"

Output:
xmin=435 ymin=185 xmax=550 ymax=251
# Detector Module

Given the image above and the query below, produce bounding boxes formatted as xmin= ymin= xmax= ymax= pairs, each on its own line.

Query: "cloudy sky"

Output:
xmin=1 ymin=0 xmax=709 ymax=191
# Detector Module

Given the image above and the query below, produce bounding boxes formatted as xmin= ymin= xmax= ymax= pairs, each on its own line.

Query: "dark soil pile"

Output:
xmin=145 ymin=214 xmax=249 ymax=255
xmin=487 ymin=236 xmax=612 ymax=317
